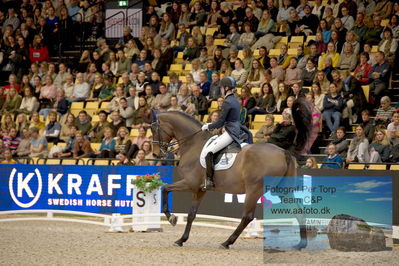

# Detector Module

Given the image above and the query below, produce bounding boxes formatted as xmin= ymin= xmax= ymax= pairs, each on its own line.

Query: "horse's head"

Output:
xmin=150 ymin=110 xmax=175 ymax=158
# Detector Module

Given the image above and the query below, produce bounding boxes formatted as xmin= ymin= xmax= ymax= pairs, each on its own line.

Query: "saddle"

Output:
xmin=213 ymin=142 xmax=241 ymax=165
xmin=200 ymin=135 xmax=247 ymax=171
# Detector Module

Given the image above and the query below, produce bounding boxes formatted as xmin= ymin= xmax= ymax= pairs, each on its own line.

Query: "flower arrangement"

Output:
xmin=132 ymin=173 xmax=165 ymax=193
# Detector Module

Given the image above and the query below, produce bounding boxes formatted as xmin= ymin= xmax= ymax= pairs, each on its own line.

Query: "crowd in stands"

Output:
xmin=1 ymin=0 xmax=399 ymax=168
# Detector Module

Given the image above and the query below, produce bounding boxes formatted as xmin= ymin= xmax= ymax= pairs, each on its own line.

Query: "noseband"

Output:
xmin=151 ymin=117 xmax=202 ymax=158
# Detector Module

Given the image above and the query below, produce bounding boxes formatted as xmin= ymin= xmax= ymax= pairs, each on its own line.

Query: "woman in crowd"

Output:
xmin=378 ymin=28 xmax=398 ymax=66
xmin=73 ymin=130 xmax=93 ymax=159
xmin=353 ymin=52 xmax=372 ymax=85
xmin=301 ymin=59 xmax=318 ymax=86
xmin=346 ymin=125 xmax=369 ymax=164
xmin=60 ymin=113 xmax=75 ymax=142
xmin=254 ymin=114 xmax=275 ymax=143
xmin=132 ymin=96 xmax=151 ymax=129
xmin=231 ymin=58 xmax=248 ymax=88
xmin=240 ymin=86 xmax=257 ymax=111
xmin=368 ymin=129 xmax=391 ymax=163
xmin=337 ymin=43 xmax=357 ymax=71
xmin=311 ymin=82 xmax=325 ymax=112
xmin=95 ymin=127 xmax=116 ymax=158
xmin=313 ymin=71 xmax=330 ymax=94
xmin=246 ymin=59 xmax=266 ymax=87
xmin=247 ymin=82 xmax=275 ymax=118
xmin=2 ymin=87 xmax=22 ymax=114
xmin=29 ymin=112 xmax=45 ymax=133
xmin=284 ymin=58 xmax=302 ymax=87
xmin=255 ymin=9 xmax=275 ymax=39
xmin=318 ymin=42 xmax=340 ymax=70
xmin=323 ymin=83 xmax=343 ymax=135
xmin=43 ymin=111 xmax=61 ymax=143
xmin=132 ymin=127 xmax=149 ymax=151
xmin=114 ymin=126 xmax=133 ymax=158
xmin=275 ymin=82 xmax=288 ymax=114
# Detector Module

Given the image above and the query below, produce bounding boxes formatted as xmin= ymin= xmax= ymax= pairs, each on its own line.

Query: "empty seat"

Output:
xmin=348 ymin=164 xmax=365 ymax=170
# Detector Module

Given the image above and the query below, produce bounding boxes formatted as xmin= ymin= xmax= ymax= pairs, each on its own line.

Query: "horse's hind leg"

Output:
xmin=162 ymin=179 xmax=191 ymax=226
xmin=221 ymin=187 xmax=262 ymax=249
xmin=174 ymin=191 xmax=206 ymax=247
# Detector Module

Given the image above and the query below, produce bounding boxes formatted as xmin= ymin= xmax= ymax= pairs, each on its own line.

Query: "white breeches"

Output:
xmin=202 ymin=131 xmax=234 ymax=155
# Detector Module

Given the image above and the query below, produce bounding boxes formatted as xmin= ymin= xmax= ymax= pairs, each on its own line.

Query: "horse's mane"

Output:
xmin=162 ymin=111 xmax=202 ymax=128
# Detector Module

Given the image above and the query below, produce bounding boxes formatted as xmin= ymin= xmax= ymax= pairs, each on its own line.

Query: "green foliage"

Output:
xmin=132 ymin=173 xmax=165 ymax=193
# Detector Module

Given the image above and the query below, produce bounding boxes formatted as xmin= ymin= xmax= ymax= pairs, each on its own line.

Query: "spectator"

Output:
xmin=255 ymin=9 xmax=275 ymax=38
xmin=29 ymin=112 xmax=45 ymax=133
xmin=168 ymin=95 xmax=182 ymax=112
xmin=346 ymin=125 xmax=369 ymax=164
xmin=127 ymin=86 xmax=139 ymax=111
xmin=275 ymin=83 xmax=288 ymax=113
xmin=337 ymin=43 xmax=357 ymax=71
xmin=302 ymin=92 xmax=322 ymax=154
xmin=352 ymin=13 xmax=368 ymax=43
xmin=132 ymin=127 xmax=149 ymax=151
xmin=231 ymin=58 xmax=249 ymax=88
xmin=43 ymin=111 xmax=61 ymax=143
xmin=15 ymin=127 xmax=31 ymax=158
xmin=375 ymin=96 xmax=396 ymax=128
xmin=15 ymin=114 xmax=28 ymax=137
xmin=302 ymin=157 xmax=319 ymax=169
xmin=368 ymin=129 xmax=391 ymax=163
xmin=131 ymin=96 xmax=151 ymax=129
xmin=199 ymin=72 xmax=211 ymax=96
xmin=71 ymin=73 xmax=89 ymax=102
xmin=301 ymin=59 xmax=317 ymax=87
xmin=208 ymin=72 xmax=221 ymax=102
xmin=254 ymin=114 xmax=275 ymax=143
xmin=191 ymin=85 xmax=208 ymax=116
xmin=29 ymin=127 xmax=48 ymax=158
xmin=323 ymin=83 xmax=343 ymax=135
xmin=238 ymin=22 xmax=256 ymax=49
xmin=365 ymin=16 xmax=383 ymax=45
xmin=73 ymin=130 xmax=93 ymax=159
xmin=134 ymin=149 xmax=150 ymax=165
xmin=327 ymin=126 xmax=350 ymax=159
xmin=183 ymin=37 xmax=200 ymax=62
xmin=110 ymin=111 xmax=126 ymax=133
xmin=321 ymin=144 xmax=343 ymax=169
xmin=116 ymin=50 xmax=131 ymax=77
xmin=116 ymin=151 xmax=135 ymax=165
xmin=94 ymin=127 xmax=115 ymax=158
xmin=248 ymin=83 xmax=275 ymax=118
xmin=378 ymin=28 xmax=397 ymax=66
xmin=353 ymin=52 xmax=372 ymax=85
xmin=387 ymin=111 xmax=399 ymax=145
xmin=39 ymin=88 xmax=69 ymax=119
xmin=318 ymin=42 xmax=340 ymax=71
xmin=29 ymin=34 xmax=49 ymax=64
xmin=63 ymin=74 xmax=75 ymax=100
xmin=152 ymin=83 xmax=171 ymax=111
xmin=1 ymin=87 xmax=22 ymax=114
xmin=75 ymin=110 xmax=92 ymax=136
xmin=1 ymin=149 xmax=17 ymax=164
xmin=374 ymin=0 xmax=393 ymax=20
xmin=284 ymin=58 xmax=302 ymax=87
xmin=3 ymin=127 xmax=20 ymax=156
xmin=60 ymin=113 xmax=76 ymax=142
xmin=268 ymin=113 xmax=296 ymax=151
xmin=114 ymin=126 xmax=133 ymax=157
xmin=118 ymin=97 xmax=134 ymax=129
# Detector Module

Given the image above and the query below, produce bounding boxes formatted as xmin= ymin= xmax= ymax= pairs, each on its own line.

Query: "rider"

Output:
xmin=201 ymin=76 xmax=242 ymax=190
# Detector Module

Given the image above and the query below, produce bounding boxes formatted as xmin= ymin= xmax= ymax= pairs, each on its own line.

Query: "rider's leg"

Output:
xmin=202 ymin=131 xmax=233 ymax=189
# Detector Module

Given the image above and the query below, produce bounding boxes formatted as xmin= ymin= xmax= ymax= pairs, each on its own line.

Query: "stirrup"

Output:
xmin=201 ymin=178 xmax=214 ymax=191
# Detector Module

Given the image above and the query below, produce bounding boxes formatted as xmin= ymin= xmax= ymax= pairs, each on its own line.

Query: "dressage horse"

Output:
xmin=151 ymin=98 xmax=312 ymax=249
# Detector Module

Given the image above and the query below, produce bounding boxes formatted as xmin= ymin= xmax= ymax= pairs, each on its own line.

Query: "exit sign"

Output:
xmin=118 ymin=1 xmax=128 ymax=6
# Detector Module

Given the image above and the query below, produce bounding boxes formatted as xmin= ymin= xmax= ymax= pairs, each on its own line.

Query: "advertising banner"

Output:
xmin=0 ymin=164 xmax=173 ymax=214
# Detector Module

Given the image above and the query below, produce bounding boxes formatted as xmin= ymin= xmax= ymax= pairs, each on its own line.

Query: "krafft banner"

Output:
xmin=0 ymin=164 xmax=173 ymax=214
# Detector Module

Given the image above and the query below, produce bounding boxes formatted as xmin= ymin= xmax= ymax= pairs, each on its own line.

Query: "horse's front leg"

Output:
xmin=174 ymin=191 xmax=206 ymax=247
xmin=162 ymin=179 xmax=191 ymax=226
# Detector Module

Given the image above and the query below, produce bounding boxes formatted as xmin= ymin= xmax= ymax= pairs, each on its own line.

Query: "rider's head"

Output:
xmin=220 ymin=76 xmax=236 ymax=96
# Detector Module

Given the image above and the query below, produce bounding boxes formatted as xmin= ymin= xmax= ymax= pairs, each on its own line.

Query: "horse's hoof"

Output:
xmin=169 ymin=214 xmax=177 ymax=226
xmin=292 ymin=239 xmax=307 ymax=250
xmin=219 ymin=243 xmax=229 ymax=249
xmin=173 ymin=241 xmax=183 ymax=247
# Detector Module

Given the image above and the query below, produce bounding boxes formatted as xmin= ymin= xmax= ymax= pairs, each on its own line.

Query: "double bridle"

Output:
xmin=150 ymin=119 xmax=202 ymax=158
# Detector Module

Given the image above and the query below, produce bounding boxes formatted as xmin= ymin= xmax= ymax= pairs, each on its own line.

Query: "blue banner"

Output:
xmin=0 ymin=164 xmax=173 ymax=214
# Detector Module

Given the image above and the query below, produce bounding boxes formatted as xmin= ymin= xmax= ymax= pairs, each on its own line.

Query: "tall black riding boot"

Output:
xmin=202 ymin=152 xmax=215 ymax=191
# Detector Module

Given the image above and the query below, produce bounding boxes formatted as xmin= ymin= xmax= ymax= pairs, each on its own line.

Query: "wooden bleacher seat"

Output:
xmin=169 ymin=64 xmax=183 ymax=74
xmin=205 ymin=27 xmax=218 ymax=36
xmin=61 ymin=159 xmax=77 ymax=165
xmin=368 ymin=164 xmax=387 ymax=170
xmin=268 ymin=49 xmax=279 ymax=56
xmin=252 ymin=115 xmax=266 ymax=129
xmin=348 ymin=164 xmax=365 ymax=170
xmin=46 ymin=159 xmax=61 ymax=165
xmin=390 ymin=165 xmax=399 ymax=170
xmin=214 ymin=39 xmax=225 ymax=46
xmin=290 ymin=36 xmax=304 ymax=43
xmin=162 ymin=76 xmax=170 ymax=84
xmin=362 ymin=85 xmax=370 ymax=102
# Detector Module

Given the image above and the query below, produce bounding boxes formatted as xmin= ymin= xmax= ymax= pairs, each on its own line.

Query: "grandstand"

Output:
xmin=0 ymin=0 xmax=399 ymax=169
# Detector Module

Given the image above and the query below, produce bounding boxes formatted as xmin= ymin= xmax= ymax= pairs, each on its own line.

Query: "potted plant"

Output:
xmin=132 ymin=173 xmax=165 ymax=193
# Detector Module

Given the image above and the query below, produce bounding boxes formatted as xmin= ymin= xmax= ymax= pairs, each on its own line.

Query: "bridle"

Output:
xmin=150 ymin=118 xmax=202 ymax=158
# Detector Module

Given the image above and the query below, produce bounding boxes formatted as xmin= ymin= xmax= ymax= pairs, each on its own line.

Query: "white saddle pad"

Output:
xmin=200 ymin=135 xmax=247 ymax=171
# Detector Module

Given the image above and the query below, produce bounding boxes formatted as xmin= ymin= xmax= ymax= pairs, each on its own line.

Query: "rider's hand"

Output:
xmin=201 ymin=124 xmax=209 ymax=131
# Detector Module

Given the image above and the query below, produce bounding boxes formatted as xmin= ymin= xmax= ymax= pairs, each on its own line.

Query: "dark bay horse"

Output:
xmin=151 ymin=98 xmax=312 ymax=249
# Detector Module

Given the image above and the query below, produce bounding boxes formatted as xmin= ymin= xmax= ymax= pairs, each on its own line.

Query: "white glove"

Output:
xmin=201 ymin=123 xmax=209 ymax=131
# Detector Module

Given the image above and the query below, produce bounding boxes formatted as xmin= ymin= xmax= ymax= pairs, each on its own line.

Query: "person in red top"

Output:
xmin=353 ymin=52 xmax=372 ymax=85
xmin=2 ymin=74 xmax=21 ymax=97
xmin=29 ymin=34 xmax=50 ymax=64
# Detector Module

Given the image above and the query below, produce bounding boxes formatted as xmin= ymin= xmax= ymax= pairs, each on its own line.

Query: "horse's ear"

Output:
xmin=150 ymin=109 xmax=157 ymax=123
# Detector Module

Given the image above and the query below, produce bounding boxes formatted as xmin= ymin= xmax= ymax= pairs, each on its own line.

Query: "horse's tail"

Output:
xmin=292 ymin=97 xmax=312 ymax=152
